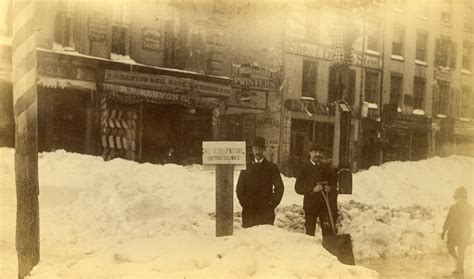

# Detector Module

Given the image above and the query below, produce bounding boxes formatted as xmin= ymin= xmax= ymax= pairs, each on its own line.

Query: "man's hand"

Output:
xmin=313 ymin=185 xmax=323 ymax=193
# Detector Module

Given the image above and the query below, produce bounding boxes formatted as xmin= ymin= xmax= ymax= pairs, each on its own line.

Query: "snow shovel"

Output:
xmin=321 ymin=189 xmax=355 ymax=265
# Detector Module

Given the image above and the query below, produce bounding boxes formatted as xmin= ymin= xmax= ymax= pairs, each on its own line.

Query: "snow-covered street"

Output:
xmin=1 ymin=147 xmax=473 ymax=278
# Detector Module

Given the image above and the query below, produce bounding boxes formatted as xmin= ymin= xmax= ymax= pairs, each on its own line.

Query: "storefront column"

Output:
xmin=84 ymin=91 xmax=96 ymax=155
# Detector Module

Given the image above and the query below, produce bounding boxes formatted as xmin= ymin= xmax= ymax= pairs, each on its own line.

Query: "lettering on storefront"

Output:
xmin=38 ymin=64 xmax=95 ymax=81
xmin=103 ymin=83 xmax=183 ymax=102
xmin=226 ymin=89 xmax=267 ymax=109
xmin=232 ymin=64 xmax=281 ymax=90
xmin=104 ymin=70 xmax=192 ymax=92
xmin=142 ymin=28 xmax=161 ymax=51
xmin=286 ymin=41 xmax=382 ymax=70
xmin=88 ymin=12 xmax=107 ymax=42
xmin=195 ymin=81 xmax=231 ymax=97
xmin=434 ymin=68 xmax=452 ymax=82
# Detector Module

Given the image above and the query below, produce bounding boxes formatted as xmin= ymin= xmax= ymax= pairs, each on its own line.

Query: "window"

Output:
xmin=365 ymin=71 xmax=379 ymax=104
xmin=460 ymin=86 xmax=472 ymax=118
xmin=390 ymin=74 xmax=403 ymax=105
xmin=54 ymin=11 xmax=73 ymax=47
xmin=441 ymin=0 xmax=452 ymax=24
xmin=302 ymin=60 xmax=317 ymax=98
xmin=417 ymin=0 xmax=429 ymax=18
xmin=367 ymin=21 xmax=380 ymax=52
xmin=413 ymin=77 xmax=426 ymax=110
xmin=416 ymin=31 xmax=428 ymax=61
xmin=436 ymin=37 xmax=457 ymax=68
xmin=438 ymin=81 xmax=450 ymax=115
xmin=462 ymin=41 xmax=472 ymax=71
xmin=328 ymin=66 xmax=355 ymax=104
xmin=111 ymin=26 xmax=128 ymax=55
xmin=392 ymin=26 xmax=405 ymax=56
xmin=305 ymin=7 xmax=318 ymax=42
xmin=465 ymin=0 xmax=473 ymax=31
xmin=163 ymin=19 xmax=176 ymax=67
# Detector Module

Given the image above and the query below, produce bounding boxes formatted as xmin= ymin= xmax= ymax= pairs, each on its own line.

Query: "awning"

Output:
xmin=38 ymin=76 xmax=96 ymax=91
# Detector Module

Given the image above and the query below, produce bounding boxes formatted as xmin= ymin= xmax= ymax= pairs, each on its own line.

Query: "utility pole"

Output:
xmin=12 ymin=0 xmax=40 ymax=278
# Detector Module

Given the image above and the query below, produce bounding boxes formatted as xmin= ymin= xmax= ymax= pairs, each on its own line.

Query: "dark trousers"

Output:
xmin=447 ymin=242 xmax=467 ymax=273
xmin=304 ymin=195 xmax=338 ymax=237
xmin=242 ymin=205 xmax=275 ymax=228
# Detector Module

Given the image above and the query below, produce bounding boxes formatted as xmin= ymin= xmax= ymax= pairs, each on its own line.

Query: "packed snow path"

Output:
xmin=1 ymin=148 xmax=473 ymax=278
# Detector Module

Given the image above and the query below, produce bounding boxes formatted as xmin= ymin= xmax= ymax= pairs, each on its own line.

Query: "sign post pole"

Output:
xmin=12 ymin=0 xmax=40 ymax=277
xmin=215 ymin=164 xmax=234 ymax=237
xmin=203 ymin=141 xmax=246 ymax=237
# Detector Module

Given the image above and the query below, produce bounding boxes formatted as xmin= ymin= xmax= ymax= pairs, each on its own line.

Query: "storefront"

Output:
xmin=382 ymin=105 xmax=432 ymax=162
xmin=99 ymin=70 xmax=230 ymax=164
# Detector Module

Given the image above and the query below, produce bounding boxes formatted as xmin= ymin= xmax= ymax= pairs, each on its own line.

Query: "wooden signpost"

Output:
xmin=12 ymin=0 xmax=40 ymax=278
xmin=203 ymin=141 xmax=246 ymax=237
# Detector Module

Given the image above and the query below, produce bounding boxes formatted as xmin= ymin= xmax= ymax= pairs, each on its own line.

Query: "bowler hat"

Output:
xmin=253 ymin=137 xmax=266 ymax=149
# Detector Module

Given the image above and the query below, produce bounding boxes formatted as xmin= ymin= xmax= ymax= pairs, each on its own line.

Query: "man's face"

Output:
xmin=310 ymin=150 xmax=324 ymax=163
xmin=252 ymin=146 xmax=265 ymax=160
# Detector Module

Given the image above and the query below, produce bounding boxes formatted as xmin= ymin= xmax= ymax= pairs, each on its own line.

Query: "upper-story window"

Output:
xmin=441 ymin=0 xmax=452 ymax=25
xmin=465 ymin=0 xmax=473 ymax=31
xmin=392 ymin=26 xmax=405 ymax=57
xmin=367 ymin=20 xmax=380 ymax=52
xmin=417 ymin=0 xmax=429 ymax=18
xmin=302 ymin=60 xmax=318 ymax=98
xmin=390 ymin=74 xmax=403 ymax=106
xmin=416 ymin=31 xmax=428 ymax=62
xmin=462 ymin=41 xmax=472 ymax=71
xmin=435 ymin=37 xmax=456 ymax=68
xmin=111 ymin=26 xmax=128 ymax=55
xmin=413 ymin=77 xmax=426 ymax=110
xmin=54 ymin=1 xmax=74 ymax=47
xmin=437 ymin=81 xmax=450 ymax=116
xmin=328 ymin=66 xmax=356 ymax=105
xmin=460 ymin=86 xmax=473 ymax=118
xmin=365 ymin=70 xmax=379 ymax=104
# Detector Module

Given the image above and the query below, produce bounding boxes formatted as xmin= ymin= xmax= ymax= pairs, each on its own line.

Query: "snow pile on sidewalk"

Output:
xmin=1 ymin=147 xmax=473 ymax=278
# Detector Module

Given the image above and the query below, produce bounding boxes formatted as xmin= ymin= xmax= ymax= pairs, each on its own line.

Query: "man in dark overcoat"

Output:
xmin=295 ymin=144 xmax=338 ymax=236
xmin=236 ymin=137 xmax=284 ymax=228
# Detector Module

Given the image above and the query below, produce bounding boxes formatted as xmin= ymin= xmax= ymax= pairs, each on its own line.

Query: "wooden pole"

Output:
xmin=215 ymin=164 xmax=234 ymax=237
xmin=12 ymin=0 xmax=40 ymax=278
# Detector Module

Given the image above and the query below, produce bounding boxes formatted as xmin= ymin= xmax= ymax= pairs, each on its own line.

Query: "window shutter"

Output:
xmin=450 ymin=42 xmax=457 ymax=69
xmin=433 ymin=84 xmax=439 ymax=115
xmin=328 ymin=66 xmax=337 ymax=103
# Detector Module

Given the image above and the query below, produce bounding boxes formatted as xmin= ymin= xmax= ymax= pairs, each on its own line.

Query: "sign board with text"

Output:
xmin=202 ymin=141 xmax=246 ymax=165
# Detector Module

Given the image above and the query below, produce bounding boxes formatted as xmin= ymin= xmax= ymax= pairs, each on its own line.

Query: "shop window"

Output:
xmin=54 ymin=11 xmax=73 ymax=47
xmin=435 ymin=37 xmax=456 ymax=68
xmin=462 ymin=41 xmax=472 ymax=71
xmin=416 ymin=31 xmax=428 ymax=62
xmin=441 ymin=0 xmax=452 ymax=25
xmin=392 ymin=26 xmax=405 ymax=56
xmin=390 ymin=74 xmax=403 ymax=106
xmin=413 ymin=77 xmax=426 ymax=110
xmin=313 ymin=122 xmax=334 ymax=158
xmin=302 ymin=60 xmax=317 ymax=98
xmin=112 ymin=26 xmax=128 ymax=55
xmin=461 ymin=86 xmax=472 ymax=119
xmin=465 ymin=0 xmax=473 ymax=31
xmin=365 ymin=71 xmax=379 ymax=104
xmin=290 ymin=133 xmax=305 ymax=157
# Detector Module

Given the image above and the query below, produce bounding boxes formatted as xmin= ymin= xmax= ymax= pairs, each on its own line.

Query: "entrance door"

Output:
xmin=411 ymin=132 xmax=428 ymax=161
xmin=141 ymin=103 xmax=181 ymax=164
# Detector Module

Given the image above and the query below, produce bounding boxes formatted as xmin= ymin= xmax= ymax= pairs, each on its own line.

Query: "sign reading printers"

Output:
xmin=202 ymin=141 xmax=246 ymax=165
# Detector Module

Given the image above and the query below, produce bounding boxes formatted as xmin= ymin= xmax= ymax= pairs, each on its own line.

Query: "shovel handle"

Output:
xmin=321 ymin=190 xmax=337 ymax=235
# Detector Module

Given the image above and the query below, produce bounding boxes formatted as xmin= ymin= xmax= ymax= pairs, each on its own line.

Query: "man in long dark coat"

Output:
xmin=295 ymin=144 xmax=338 ymax=236
xmin=236 ymin=137 xmax=284 ymax=228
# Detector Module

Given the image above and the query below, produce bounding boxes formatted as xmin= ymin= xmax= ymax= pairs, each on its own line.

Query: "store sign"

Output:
xmin=142 ymin=28 xmax=161 ymax=51
xmin=226 ymin=89 xmax=267 ymax=109
xmin=38 ymin=64 xmax=95 ymax=81
xmin=286 ymin=41 xmax=382 ymax=70
xmin=88 ymin=12 xmax=107 ymax=42
xmin=232 ymin=64 xmax=280 ymax=90
xmin=202 ymin=141 xmax=246 ymax=165
xmin=434 ymin=68 xmax=451 ymax=82
xmin=194 ymin=80 xmax=231 ymax=97
xmin=104 ymin=70 xmax=192 ymax=92
xmin=103 ymin=83 xmax=184 ymax=102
